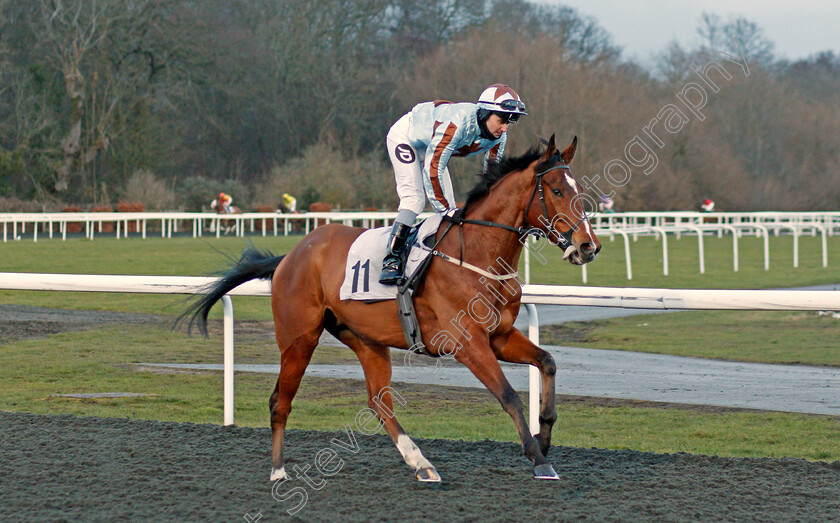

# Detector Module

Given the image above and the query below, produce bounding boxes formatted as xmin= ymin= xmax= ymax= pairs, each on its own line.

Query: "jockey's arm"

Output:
xmin=423 ymin=120 xmax=463 ymax=213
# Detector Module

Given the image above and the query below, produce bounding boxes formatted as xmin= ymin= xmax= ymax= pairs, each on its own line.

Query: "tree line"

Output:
xmin=1 ymin=0 xmax=838 ymax=212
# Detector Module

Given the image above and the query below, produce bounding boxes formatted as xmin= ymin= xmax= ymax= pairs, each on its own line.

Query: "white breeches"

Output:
xmin=387 ymin=113 xmax=455 ymax=215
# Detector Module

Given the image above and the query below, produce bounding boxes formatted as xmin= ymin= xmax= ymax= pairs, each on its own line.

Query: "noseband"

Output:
xmin=522 ymin=163 xmax=587 ymax=249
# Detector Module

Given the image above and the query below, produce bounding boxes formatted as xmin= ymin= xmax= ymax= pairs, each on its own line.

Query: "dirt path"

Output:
xmin=2 ymin=411 xmax=838 ymax=521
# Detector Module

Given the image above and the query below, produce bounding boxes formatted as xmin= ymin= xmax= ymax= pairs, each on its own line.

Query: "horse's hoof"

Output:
xmin=533 ymin=463 xmax=559 ymax=480
xmin=416 ymin=466 xmax=441 ymax=483
xmin=270 ymin=466 xmax=288 ymax=481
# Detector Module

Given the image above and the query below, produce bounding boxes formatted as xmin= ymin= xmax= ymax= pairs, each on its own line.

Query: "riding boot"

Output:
xmin=379 ymin=222 xmax=412 ymax=285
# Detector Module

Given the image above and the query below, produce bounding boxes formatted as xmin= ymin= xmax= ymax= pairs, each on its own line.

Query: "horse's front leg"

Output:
xmin=490 ymin=329 xmax=557 ymax=457
xmin=454 ymin=330 xmax=558 ymax=480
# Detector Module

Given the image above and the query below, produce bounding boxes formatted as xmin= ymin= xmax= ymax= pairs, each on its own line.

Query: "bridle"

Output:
xmin=442 ymin=161 xmax=588 ymax=249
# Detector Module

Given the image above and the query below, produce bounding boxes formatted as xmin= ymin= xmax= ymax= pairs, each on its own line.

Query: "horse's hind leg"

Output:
xmin=268 ymin=328 xmax=320 ymax=481
xmin=332 ymin=328 xmax=441 ymax=483
xmin=491 ymin=329 xmax=557 ymax=457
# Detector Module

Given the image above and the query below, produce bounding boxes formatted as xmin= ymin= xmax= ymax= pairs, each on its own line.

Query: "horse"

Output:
xmin=182 ymin=135 xmax=601 ymax=482
xmin=210 ymin=199 xmax=243 ymax=235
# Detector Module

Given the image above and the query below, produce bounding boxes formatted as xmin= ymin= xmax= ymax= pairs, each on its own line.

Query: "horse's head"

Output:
xmin=523 ymin=135 xmax=601 ymax=265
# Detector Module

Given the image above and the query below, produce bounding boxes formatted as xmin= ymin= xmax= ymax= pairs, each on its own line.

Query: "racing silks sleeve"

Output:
xmin=423 ymin=119 xmax=464 ymax=213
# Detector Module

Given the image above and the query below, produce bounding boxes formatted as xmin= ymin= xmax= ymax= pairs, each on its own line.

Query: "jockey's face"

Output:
xmin=485 ymin=113 xmax=509 ymax=138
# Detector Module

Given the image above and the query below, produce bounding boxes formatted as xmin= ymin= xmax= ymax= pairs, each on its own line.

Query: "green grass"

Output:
xmin=542 ymin=310 xmax=840 ymax=366
xmin=1 ymin=325 xmax=837 ymax=461
xmin=525 ymin=232 xmax=840 ymax=289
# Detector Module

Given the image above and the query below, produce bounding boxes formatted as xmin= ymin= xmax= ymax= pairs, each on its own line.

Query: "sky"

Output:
xmin=541 ymin=0 xmax=840 ymax=65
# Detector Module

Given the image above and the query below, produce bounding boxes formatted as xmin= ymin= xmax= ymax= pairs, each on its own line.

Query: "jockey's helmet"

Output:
xmin=477 ymin=84 xmax=527 ymax=123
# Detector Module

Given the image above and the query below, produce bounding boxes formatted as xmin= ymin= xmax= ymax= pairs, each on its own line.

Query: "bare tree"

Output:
xmin=33 ymin=0 xmax=120 ymax=191
xmin=697 ymin=12 xmax=774 ymax=67
xmin=29 ymin=0 xmax=180 ymax=198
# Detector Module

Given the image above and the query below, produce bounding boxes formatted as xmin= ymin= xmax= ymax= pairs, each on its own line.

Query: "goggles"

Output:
xmin=496 ymin=99 xmax=526 ymax=112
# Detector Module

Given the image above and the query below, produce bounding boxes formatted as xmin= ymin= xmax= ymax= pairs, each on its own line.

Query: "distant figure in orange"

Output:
xmin=215 ymin=192 xmax=234 ymax=213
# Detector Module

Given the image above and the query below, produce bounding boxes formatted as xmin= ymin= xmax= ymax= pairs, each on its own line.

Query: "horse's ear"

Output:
xmin=560 ymin=136 xmax=578 ymax=165
xmin=541 ymin=134 xmax=557 ymax=160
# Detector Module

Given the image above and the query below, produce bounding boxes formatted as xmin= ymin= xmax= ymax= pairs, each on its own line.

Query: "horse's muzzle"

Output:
xmin=566 ymin=242 xmax=600 ymax=265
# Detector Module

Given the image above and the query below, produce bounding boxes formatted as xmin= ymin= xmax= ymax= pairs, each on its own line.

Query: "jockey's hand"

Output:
xmin=444 ymin=207 xmax=461 ymax=219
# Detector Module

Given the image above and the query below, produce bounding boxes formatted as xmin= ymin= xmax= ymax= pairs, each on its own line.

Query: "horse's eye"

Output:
xmin=552 ymin=188 xmax=562 ymax=196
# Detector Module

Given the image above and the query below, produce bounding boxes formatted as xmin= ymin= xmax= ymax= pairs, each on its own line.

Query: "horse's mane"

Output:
xmin=463 ymin=145 xmax=545 ymax=211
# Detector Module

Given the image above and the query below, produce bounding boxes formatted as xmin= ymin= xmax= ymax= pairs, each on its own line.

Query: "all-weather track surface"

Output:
xmin=2 ymin=411 xmax=838 ymax=522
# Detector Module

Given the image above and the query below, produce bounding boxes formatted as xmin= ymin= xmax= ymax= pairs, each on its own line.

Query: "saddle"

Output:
xmin=338 ymin=216 xmax=443 ymax=356
xmin=339 ymin=216 xmax=441 ymax=302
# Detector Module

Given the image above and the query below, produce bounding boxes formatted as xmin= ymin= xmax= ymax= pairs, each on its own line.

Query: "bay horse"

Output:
xmin=183 ymin=135 xmax=601 ymax=482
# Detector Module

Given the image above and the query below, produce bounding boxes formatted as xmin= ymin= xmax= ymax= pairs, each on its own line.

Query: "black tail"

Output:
xmin=178 ymin=246 xmax=285 ymax=336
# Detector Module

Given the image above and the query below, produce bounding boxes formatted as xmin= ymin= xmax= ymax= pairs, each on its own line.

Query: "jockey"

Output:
xmin=379 ymin=83 xmax=527 ymax=285
xmin=218 ymin=192 xmax=233 ymax=213
xmin=282 ymin=193 xmax=297 ymax=213
xmin=700 ymin=198 xmax=715 ymax=213
xmin=599 ymin=195 xmax=616 ymax=214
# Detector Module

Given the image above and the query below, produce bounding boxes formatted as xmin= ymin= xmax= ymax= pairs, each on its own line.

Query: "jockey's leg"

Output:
xmin=382 ymin=127 xmax=423 ymax=285
xmin=379 ymin=210 xmax=415 ymax=285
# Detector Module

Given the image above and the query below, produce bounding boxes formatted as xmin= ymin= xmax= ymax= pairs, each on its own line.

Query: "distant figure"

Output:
xmin=213 ymin=192 xmax=234 ymax=214
xmin=280 ymin=193 xmax=297 ymax=213
xmin=700 ymin=198 xmax=715 ymax=213
xmin=599 ymin=195 xmax=616 ymax=214
xmin=209 ymin=192 xmax=242 ymax=234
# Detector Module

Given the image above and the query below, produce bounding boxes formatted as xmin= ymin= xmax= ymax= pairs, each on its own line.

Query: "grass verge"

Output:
xmin=541 ymin=310 xmax=840 ymax=366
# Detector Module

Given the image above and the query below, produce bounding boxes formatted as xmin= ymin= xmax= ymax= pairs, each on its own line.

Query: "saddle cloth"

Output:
xmin=339 ymin=214 xmax=442 ymax=301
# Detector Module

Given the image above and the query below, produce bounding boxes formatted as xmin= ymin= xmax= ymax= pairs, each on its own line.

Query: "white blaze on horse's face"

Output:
xmin=564 ymin=173 xmax=578 ymax=193
xmin=559 ymin=167 xmax=598 ymax=258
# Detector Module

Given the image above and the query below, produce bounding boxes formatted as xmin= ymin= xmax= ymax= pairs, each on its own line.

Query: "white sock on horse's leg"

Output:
xmin=270 ymin=466 xmax=287 ymax=481
xmin=397 ymin=434 xmax=440 ymax=482
xmin=397 ymin=434 xmax=433 ymax=470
